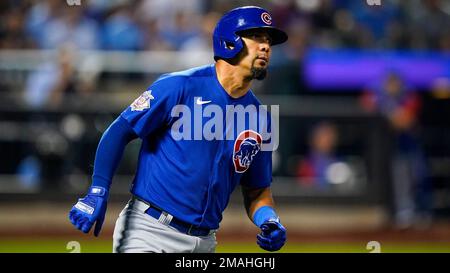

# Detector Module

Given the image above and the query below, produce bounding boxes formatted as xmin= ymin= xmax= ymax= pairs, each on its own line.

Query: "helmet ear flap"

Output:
xmin=223 ymin=34 xmax=242 ymax=51
xmin=215 ymin=35 xmax=243 ymax=60
xmin=224 ymin=41 xmax=235 ymax=50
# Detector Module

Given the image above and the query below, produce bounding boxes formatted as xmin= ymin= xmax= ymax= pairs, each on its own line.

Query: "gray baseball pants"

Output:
xmin=112 ymin=198 xmax=217 ymax=253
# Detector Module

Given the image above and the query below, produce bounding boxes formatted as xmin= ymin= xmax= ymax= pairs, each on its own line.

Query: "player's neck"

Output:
xmin=215 ymin=61 xmax=252 ymax=99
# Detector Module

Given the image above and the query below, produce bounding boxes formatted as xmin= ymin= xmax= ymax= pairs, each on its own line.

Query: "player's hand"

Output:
xmin=256 ymin=220 xmax=286 ymax=252
xmin=69 ymin=186 xmax=108 ymax=237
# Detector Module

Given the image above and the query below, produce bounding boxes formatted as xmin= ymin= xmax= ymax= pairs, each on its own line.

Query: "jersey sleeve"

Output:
xmin=240 ymin=108 xmax=273 ymax=189
xmin=120 ymin=75 xmax=185 ymax=138
xmin=240 ymin=149 xmax=273 ymax=188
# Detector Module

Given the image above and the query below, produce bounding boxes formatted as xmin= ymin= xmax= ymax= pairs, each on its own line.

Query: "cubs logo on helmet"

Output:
xmin=260 ymin=12 xmax=272 ymax=25
xmin=233 ymin=130 xmax=262 ymax=173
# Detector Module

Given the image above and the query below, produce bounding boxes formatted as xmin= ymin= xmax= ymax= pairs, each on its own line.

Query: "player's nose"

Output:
xmin=259 ymin=40 xmax=270 ymax=52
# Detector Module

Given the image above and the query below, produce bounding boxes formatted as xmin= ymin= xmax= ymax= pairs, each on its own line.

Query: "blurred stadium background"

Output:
xmin=0 ymin=0 xmax=450 ymax=253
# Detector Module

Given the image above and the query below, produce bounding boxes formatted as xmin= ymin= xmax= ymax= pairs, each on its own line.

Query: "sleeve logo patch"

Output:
xmin=131 ymin=90 xmax=154 ymax=111
xmin=233 ymin=130 xmax=262 ymax=173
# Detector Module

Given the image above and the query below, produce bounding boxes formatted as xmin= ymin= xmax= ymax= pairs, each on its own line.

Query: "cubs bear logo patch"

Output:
xmin=131 ymin=90 xmax=154 ymax=111
xmin=233 ymin=130 xmax=262 ymax=173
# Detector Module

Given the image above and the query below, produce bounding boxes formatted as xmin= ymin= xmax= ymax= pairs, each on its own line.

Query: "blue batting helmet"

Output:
xmin=213 ymin=6 xmax=288 ymax=60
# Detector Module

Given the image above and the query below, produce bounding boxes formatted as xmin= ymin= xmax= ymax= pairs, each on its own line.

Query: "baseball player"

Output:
xmin=69 ymin=6 xmax=288 ymax=253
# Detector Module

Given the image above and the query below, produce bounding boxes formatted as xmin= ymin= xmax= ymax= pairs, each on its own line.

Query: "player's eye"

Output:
xmin=253 ymin=33 xmax=271 ymax=45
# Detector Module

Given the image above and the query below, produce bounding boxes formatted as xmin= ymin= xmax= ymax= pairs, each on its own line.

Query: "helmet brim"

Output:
xmin=236 ymin=27 xmax=288 ymax=45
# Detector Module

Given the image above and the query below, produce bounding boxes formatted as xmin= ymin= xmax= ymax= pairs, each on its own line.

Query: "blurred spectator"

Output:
xmin=328 ymin=9 xmax=354 ymax=48
xmin=296 ymin=121 xmax=354 ymax=190
xmin=135 ymin=0 xmax=204 ymax=51
xmin=161 ymin=11 xmax=201 ymax=51
xmin=0 ymin=7 xmax=34 ymax=49
xmin=360 ymin=71 xmax=432 ymax=229
xmin=406 ymin=0 xmax=450 ymax=50
xmin=179 ymin=11 xmax=220 ymax=67
xmin=0 ymin=0 xmax=446 ymax=51
xmin=30 ymin=4 xmax=100 ymax=49
xmin=24 ymin=44 xmax=97 ymax=108
xmin=346 ymin=0 xmax=402 ymax=41
xmin=139 ymin=17 xmax=172 ymax=51
xmin=101 ymin=3 xmax=144 ymax=51
xmin=264 ymin=17 xmax=310 ymax=94
xmin=360 ymin=72 xmax=421 ymax=131
xmin=16 ymin=154 xmax=42 ymax=189
xmin=431 ymin=77 xmax=450 ymax=100
xmin=180 ymin=11 xmax=219 ymax=52
xmin=310 ymin=0 xmax=336 ymax=30
xmin=25 ymin=0 xmax=62 ymax=47
xmin=269 ymin=0 xmax=302 ymax=29
xmin=22 ymin=44 xmax=99 ymax=190
xmin=136 ymin=0 xmax=204 ymax=24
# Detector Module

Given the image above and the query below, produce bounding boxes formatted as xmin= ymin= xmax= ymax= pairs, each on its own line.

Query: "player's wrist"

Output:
xmin=253 ymin=206 xmax=280 ymax=228
xmin=91 ymin=174 xmax=111 ymax=193
xmin=88 ymin=186 xmax=107 ymax=197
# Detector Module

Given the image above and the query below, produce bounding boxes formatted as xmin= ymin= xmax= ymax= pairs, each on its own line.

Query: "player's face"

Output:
xmin=239 ymin=30 xmax=272 ymax=80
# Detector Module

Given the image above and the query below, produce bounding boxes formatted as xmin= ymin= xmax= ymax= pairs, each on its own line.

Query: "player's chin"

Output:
xmin=251 ymin=67 xmax=268 ymax=80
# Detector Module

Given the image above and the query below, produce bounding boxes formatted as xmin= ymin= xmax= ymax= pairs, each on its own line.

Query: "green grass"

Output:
xmin=1 ymin=238 xmax=450 ymax=253
xmin=0 ymin=238 xmax=113 ymax=253
xmin=217 ymin=242 xmax=450 ymax=253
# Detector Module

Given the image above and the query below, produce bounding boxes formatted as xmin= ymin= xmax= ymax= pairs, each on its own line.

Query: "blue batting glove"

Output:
xmin=256 ymin=220 xmax=287 ymax=252
xmin=69 ymin=186 xmax=108 ymax=237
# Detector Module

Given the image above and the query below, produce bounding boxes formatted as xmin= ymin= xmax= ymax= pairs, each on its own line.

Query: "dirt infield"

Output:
xmin=220 ymin=223 xmax=450 ymax=243
xmin=1 ymin=202 xmax=449 ymax=245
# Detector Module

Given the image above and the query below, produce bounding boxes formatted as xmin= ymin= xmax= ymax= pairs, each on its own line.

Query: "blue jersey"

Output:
xmin=120 ymin=64 xmax=272 ymax=229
